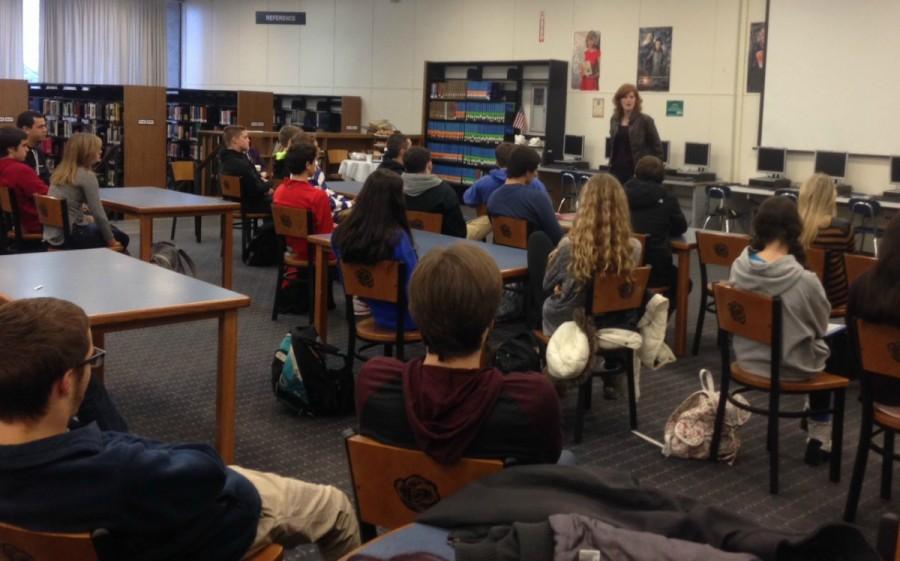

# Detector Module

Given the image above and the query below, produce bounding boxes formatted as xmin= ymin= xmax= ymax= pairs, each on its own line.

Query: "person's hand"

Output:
xmin=268 ymin=188 xmax=274 ymax=196
xmin=260 ymin=171 xmax=269 ymax=180
xmin=553 ymin=284 xmax=562 ymax=296
xmin=84 ymin=215 xmax=95 ymax=224
xmin=108 ymin=241 xmax=124 ymax=251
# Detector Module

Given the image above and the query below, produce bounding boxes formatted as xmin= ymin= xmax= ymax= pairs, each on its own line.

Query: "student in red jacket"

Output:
xmin=272 ymin=141 xmax=334 ymax=260
xmin=0 ymin=127 xmax=48 ymax=235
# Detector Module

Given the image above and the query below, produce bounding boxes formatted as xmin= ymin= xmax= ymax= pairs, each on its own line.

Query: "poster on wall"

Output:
xmin=636 ymin=27 xmax=672 ymax=91
xmin=592 ymin=98 xmax=605 ymax=118
xmin=746 ymin=22 xmax=766 ymax=93
xmin=571 ymin=31 xmax=601 ymax=90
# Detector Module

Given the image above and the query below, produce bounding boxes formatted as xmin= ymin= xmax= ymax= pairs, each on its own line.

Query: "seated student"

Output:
xmin=401 ymin=146 xmax=466 ymax=238
xmin=275 ymin=131 xmax=352 ymax=221
xmin=377 ymin=132 xmax=410 ymax=174
xmin=16 ymin=110 xmax=51 ymax=185
xmin=848 ymin=214 xmax=900 ymax=404
xmin=356 ymin=243 xmax=562 ymax=465
xmin=798 ymin=173 xmax=855 ymax=308
xmin=44 ymin=133 xmax=129 ymax=251
xmin=463 ymin=142 xmax=548 ymax=240
xmin=0 ymin=126 xmax=48 ymax=235
xmin=332 ymin=169 xmax=417 ymax=331
xmin=625 ymin=155 xmax=687 ymax=298
xmin=487 ymin=145 xmax=563 ymax=245
xmin=0 ymin=297 xmax=360 ymax=561
xmin=273 ymin=142 xmax=334 ymax=261
xmin=729 ymin=196 xmax=834 ymax=462
xmin=272 ymin=124 xmax=302 ymax=181
xmin=219 ymin=125 xmax=272 ymax=214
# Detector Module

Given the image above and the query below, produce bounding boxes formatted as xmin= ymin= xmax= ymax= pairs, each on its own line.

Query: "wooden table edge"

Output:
xmin=100 ymin=201 xmax=240 ymax=215
xmin=85 ymin=296 xmax=251 ymax=329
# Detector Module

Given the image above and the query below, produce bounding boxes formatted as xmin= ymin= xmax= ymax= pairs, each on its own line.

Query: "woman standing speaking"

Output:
xmin=609 ymin=83 xmax=662 ymax=184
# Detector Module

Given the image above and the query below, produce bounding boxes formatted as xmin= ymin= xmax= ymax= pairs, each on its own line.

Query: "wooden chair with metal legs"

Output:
xmin=0 ymin=521 xmax=284 ymax=561
xmin=341 ymin=260 xmax=421 ymax=366
xmin=702 ymin=185 xmax=742 ymax=232
xmin=845 ymin=253 xmax=878 ymax=287
xmin=271 ymin=204 xmax=314 ymax=321
xmin=326 ymin=149 xmax=349 ymax=181
xmin=692 ymin=230 xmax=750 ymax=355
xmin=343 ymin=430 xmax=503 ymax=542
xmin=844 ymin=320 xmax=900 ymax=522
xmin=1 ymin=185 xmax=43 ymax=252
xmin=805 ymin=246 xmax=848 ymax=318
xmin=34 ymin=194 xmax=125 ymax=253
xmin=169 ymin=160 xmax=202 ymax=243
xmin=490 ymin=215 xmax=529 ymax=249
xmin=849 ymin=197 xmax=882 ymax=257
xmin=709 ymin=283 xmax=849 ymax=494
xmin=405 ymin=210 xmax=442 ymax=234
xmin=220 ymin=174 xmax=270 ymax=264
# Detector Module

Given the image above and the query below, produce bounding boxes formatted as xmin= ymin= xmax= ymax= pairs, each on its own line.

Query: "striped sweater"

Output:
xmin=811 ymin=218 xmax=855 ymax=308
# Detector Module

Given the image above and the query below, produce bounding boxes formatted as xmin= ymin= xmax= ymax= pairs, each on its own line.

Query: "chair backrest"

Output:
xmin=588 ymin=266 xmax=651 ymax=315
xmin=856 ymin=319 xmax=900 ymax=381
xmin=633 ymin=233 xmax=648 ymax=265
xmin=327 ymin=149 xmax=349 ymax=166
xmin=340 ymin=261 xmax=402 ymax=303
xmin=774 ymin=188 xmax=798 ymax=201
xmin=170 ymin=160 xmax=195 ymax=183
xmin=220 ymin=174 xmax=242 ymax=199
xmin=706 ymin=184 xmax=732 ymax=200
xmin=271 ymin=204 xmax=311 ymax=238
xmin=0 ymin=185 xmax=13 ymax=214
xmin=849 ymin=197 xmax=881 ymax=218
xmin=0 ymin=521 xmax=99 ymax=561
xmin=33 ymin=194 xmax=68 ymax=231
xmin=0 ymin=185 xmax=20 ymax=239
xmin=406 ymin=210 xmax=443 ymax=234
xmin=490 ymin=215 xmax=529 ymax=249
xmin=845 ymin=253 xmax=877 ymax=287
xmin=475 ymin=204 xmax=487 ymax=217
xmin=713 ymin=283 xmax=776 ymax=345
xmin=696 ymin=230 xmax=750 ymax=268
xmin=806 ymin=246 xmax=825 ymax=283
xmin=344 ymin=433 xmax=503 ymax=530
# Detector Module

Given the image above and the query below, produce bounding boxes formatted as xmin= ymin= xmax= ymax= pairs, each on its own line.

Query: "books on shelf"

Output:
xmin=429 ymin=143 xmax=496 ymax=167
xmin=426 ymin=121 xmax=506 ymax=144
xmin=428 ymin=101 xmax=511 ymax=122
xmin=429 ymin=80 xmax=506 ymax=101
xmin=433 ymin=164 xmax=482 ymax=185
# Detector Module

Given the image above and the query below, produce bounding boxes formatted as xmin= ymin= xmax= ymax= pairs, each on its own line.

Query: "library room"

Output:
xmin=1 ymin=1 xmax=899 ymax=559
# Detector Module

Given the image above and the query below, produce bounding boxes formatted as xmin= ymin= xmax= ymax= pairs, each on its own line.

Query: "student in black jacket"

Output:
xmin=16 ymin=110 xmax=51 ymax=185
xmin=218 ymin=125 xmax=272 ymax=214
xmin=625 ymin=155 xmax=687 ymax=300
xmin=401 ymin=146 xmax=467 ymax=238
xmin=378 ymin=132 xmax=409 ymax=174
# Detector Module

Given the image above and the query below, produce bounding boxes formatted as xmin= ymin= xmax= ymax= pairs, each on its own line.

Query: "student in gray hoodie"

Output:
xmin=401 ymin=146 xmax=467 ymax=238
xmin=729 ymin=196 xmax=833 ymax=462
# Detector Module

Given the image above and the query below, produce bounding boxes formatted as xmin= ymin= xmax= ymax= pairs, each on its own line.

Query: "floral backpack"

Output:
xmin=662 ymin=369 xmax=751 ymax=464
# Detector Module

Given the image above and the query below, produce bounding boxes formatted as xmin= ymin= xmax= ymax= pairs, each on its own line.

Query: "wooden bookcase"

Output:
xmin=273 ymin=95 xmax=361 ymax=133
xmin=421 ymin=60 xmax=568 ymax=185
xmin=0 ymin=79 xmax=29 ymax=126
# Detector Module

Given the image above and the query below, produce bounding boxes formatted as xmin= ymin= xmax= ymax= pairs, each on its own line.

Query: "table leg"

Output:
xmin=216 ymin=309 xmax=238 ymax=464
xmin=139 ymin=216 xmax=153 ymax=261
xmin=674 ymin=248 xmax=691 ymax=357
xmin=222 ymin=210 xmax=234 ymax=289
xmin=92 ymin=330 xmax=106 ymax=384
xmin=314 ymin=243 xmax=329 ymax=343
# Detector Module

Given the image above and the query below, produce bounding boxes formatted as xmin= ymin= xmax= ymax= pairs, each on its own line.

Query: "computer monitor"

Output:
xmin=563 ymin=134 xmax=584 ymax=159
xmin=891 ymin=156 xmax=900 ymax=184
xmin=661 ymin=141 xmax=670 ymax=163
xmin=684 ymin=142 xmax=710 ymax=167
xmin=604 ymin=137 xmax=612 ymax=159
xmin=757 ymin=147 xmax=786 ymax=174
xmin=814 ymin=151 xmax=847 ymax=179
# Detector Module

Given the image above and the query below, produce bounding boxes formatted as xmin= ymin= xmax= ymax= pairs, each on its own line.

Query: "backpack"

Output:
xmin=150 ymin=241 xmax=197 ymax=277
xmin=493 ymin=331 xmax=542 ymax=374
xmin=662 ymin=369 xmax=751 ymax=464
xmin=246 ymin=223 xmax=278 ymax=266
xmin=270 ymin=325 xmax=354 ymax=417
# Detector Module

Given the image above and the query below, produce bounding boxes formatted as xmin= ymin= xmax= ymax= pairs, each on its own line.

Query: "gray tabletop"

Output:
xmin=328 ymin=181 xmax=364 ymax=199
xmin=100 ymin=187 xmax=240 ymax=213
xmin=0 ymin=249 xmax=249 ymax=326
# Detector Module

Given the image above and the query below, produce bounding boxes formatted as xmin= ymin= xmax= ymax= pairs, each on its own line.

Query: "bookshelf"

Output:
xmin=273 ymin=95 xmax=361 ymax=133
xmin=165 ymin=89 xmax=238 ymax=162
xmin=421 ymin=60 xmax=568 ymax=185
xmin=0 ymin=79 xmax=29 ymax=126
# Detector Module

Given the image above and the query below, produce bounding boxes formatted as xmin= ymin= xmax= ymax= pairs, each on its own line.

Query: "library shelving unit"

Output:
xmin=273 ymin=94 xmax=361 ymax=133
xmin=421 ymin=60 xmax=567 ymax=186
xmin=27 ymin=83 xmax=166 ymax=187
xmin=0 ymin=79 xmax=29 ymax=126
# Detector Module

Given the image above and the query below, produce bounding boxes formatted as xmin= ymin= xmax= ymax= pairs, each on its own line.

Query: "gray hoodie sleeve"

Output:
xmin=77 ymin=168 xmax=114 ymax=244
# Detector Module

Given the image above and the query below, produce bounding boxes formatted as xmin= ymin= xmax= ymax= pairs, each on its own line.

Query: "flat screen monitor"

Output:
xmin=604 ymin=137 xmax=612 ymax=159
xmin=891 ymin=156 xmax=900 ymax=184
xmin=661 ymin=141 xmax=670 ymax=163
xmin=814 ymin=150 xmax=847 ymax=179
xmin=684 ymin=142 xmax=710 ymax=167
xmin=757 ymin=147 xmax=786 ymax=174
xmin=564 ymin=134 xmax=584 ymax=158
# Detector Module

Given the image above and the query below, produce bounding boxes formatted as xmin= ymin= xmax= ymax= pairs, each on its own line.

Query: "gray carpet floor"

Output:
xmin=99 ymin=216 xmax=894 ymax=559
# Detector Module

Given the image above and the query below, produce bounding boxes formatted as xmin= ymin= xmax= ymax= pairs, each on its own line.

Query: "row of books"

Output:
xmin=166 ymin=104 xmax=237 ymax=126
xmin=428 ymin=101 xmax=513 ymax=123
xmin=433 ymin=164 xmax=483 ymax=185
xmin=167 ymin=142 xmax=201 ymax=160
xmin=39 ymin=99 xmax=123 ymax=122
xmin=426 ymin=121 xmax=507 ymax=144
xmin=167 ymin=122 xmax=201 ymax=141
xmin=429 ymin=80 xmax=506 ymax=100
xmin=45 ymin=118 xmax=122 ymax=143
xmin=429 ymin=143 xmax=497 ymax=167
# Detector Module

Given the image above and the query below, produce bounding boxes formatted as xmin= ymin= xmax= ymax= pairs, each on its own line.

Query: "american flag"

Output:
xmin=513 ymin=107 xmax=528 ymax=132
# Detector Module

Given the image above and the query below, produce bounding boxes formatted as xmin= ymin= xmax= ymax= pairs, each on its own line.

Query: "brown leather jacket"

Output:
xmin=609 ymin=112 xmax=663 ymax=163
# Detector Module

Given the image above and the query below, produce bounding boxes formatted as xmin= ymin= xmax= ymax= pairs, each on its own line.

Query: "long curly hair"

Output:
xmin=567 ymin=173 xmax=635 ymax=283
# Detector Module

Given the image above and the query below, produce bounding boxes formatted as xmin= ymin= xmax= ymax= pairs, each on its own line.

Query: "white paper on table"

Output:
xmin=826 ymin=323 xmax=846 ymax=337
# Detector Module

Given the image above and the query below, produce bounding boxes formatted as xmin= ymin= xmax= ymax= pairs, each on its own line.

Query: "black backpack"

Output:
xmin=246 ymin=223 xmax=278 ymax=266
xmin=492 ymin=331 xmax=542 ymax=374
xmin=270 ymin=326 xmax=355 ymax=417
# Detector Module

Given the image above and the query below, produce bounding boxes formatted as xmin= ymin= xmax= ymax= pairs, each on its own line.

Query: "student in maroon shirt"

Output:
xmin=272 ymin=141 xmax=334 ymax=260
xmin=356 ymin=243 xmax=563 ymax=465
xmin=0 ymin=127 xmax=48 ymax=235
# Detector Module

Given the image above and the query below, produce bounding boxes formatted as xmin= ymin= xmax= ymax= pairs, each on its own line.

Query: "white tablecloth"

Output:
xmin=338 ymin=159 xmax=379 ymax=182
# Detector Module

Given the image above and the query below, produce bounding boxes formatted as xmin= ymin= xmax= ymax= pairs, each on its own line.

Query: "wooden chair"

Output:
xmin=692 ymin=230 xmax=751 ymax=355
xmin=326 ymin=149 xmax=349 ymax=180
xmin=344 ymin=431 xmax=503 ymax=542
xmin=844 ymin=320 xmax=900 ymax=522
xmin=845 ymin=253 xmax=877 ymax=287
xmin=220 ymin=174 xmax=270 ymax=264
xmin=1 ymin=185 xmax=42 ymax=252
xmin=490 ymin=215 xmax=529 ymax=249
xmin=806 ymin=246 xmax=847 ymax=318
xmin=341 ymin=260 xmax=421 ymax=364
xmin=33 ymin=193 xmax=69 ymax=251
xmin=709 ymin=283 xmax=848 ymax=494
xmin=271 ymin=204 xmax=332 ymax=322
xmin=168 ymin=160 xmax=201 ymax=243
xmin=405 ymin=210 xmax=442 ymax=234
xmin=875 ymin=512 xmax=900 ymax=560
xmin=0 ymin=521 xmax=284 ymax=561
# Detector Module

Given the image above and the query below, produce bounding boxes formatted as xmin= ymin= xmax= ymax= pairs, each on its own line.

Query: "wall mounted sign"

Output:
xmin=256 ymin=11 xmax=306 ymax=25
xmin=137 ymin=119 xmax=155 ymax=125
